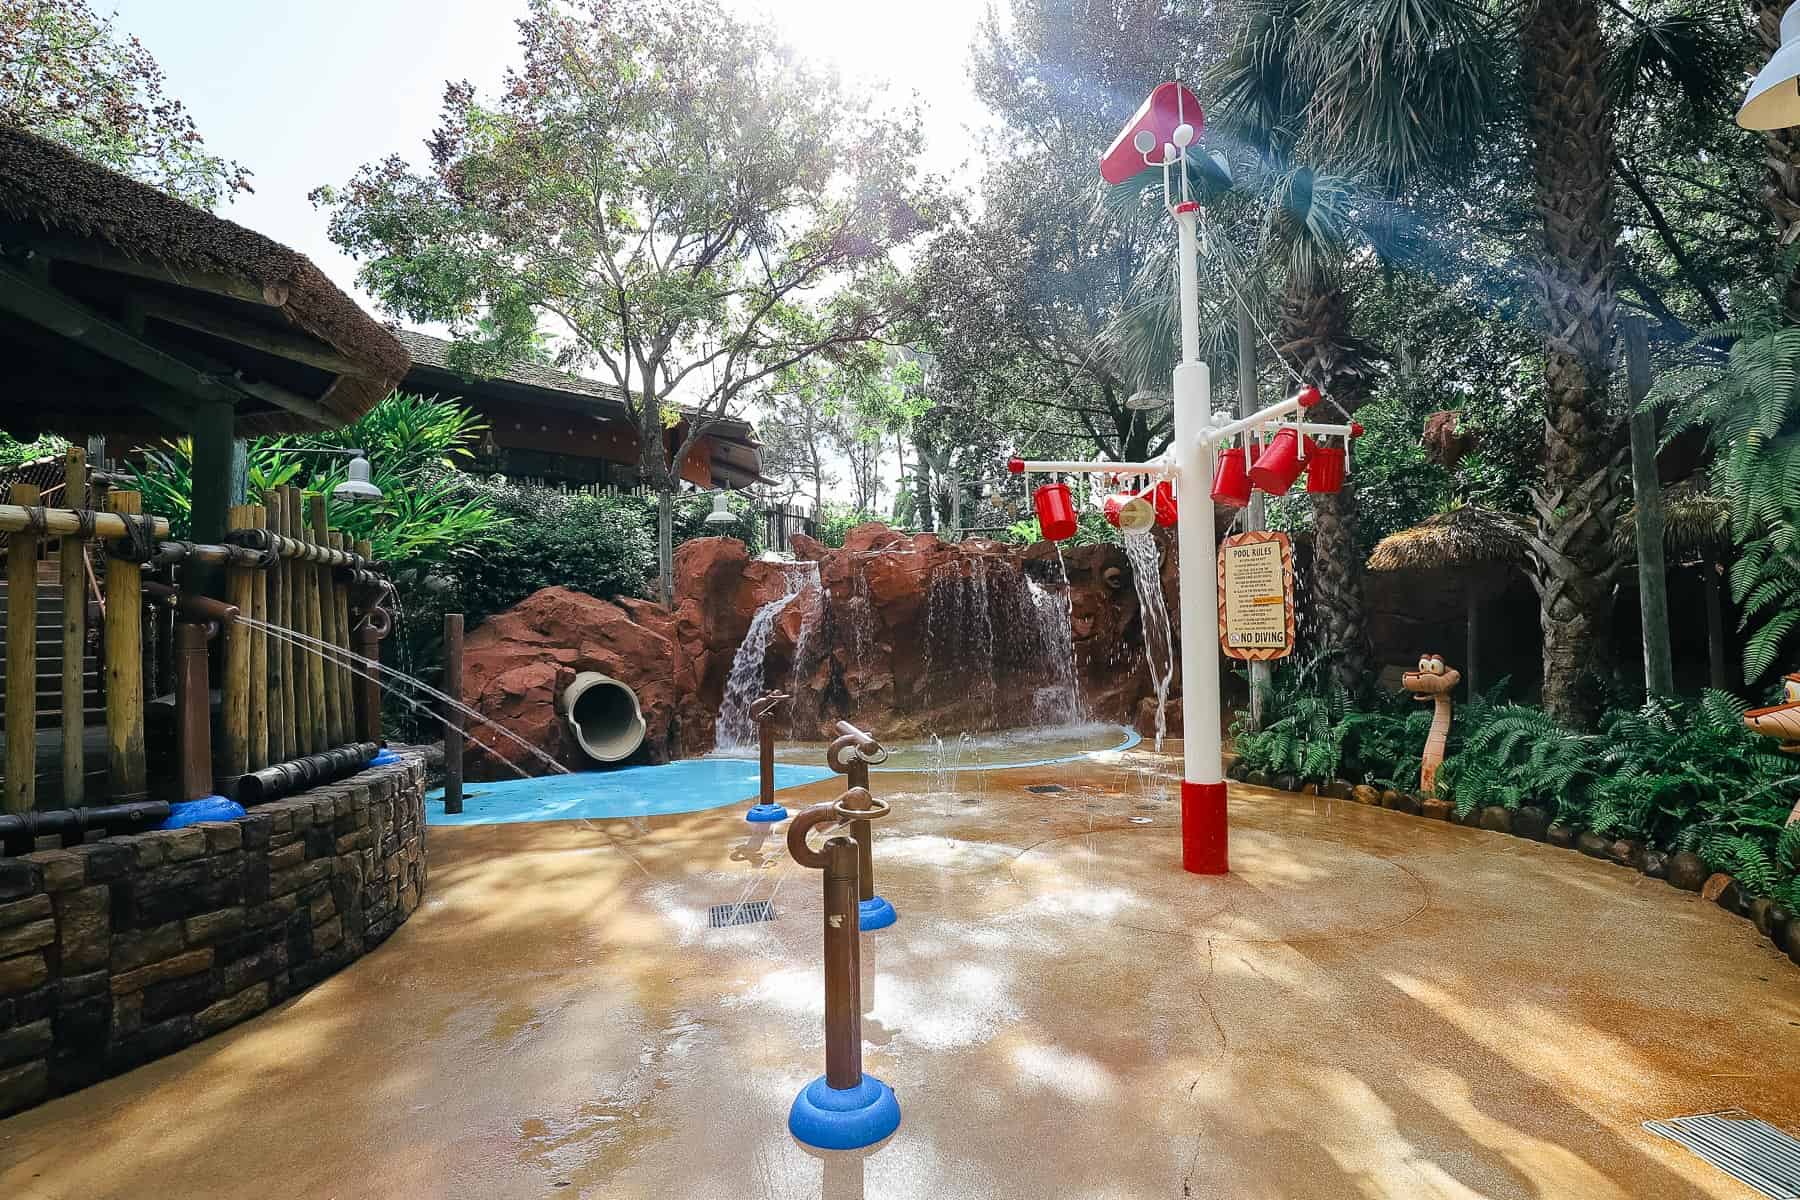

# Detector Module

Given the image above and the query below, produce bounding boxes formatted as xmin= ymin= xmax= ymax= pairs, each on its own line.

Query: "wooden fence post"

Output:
xmin=310 ymin=496 xmax=342 ymax=748
xmin=249 ymin=504 xmax=268 ymax=771
xmin=6 ymin=483 xmax=40 ymax=812
xmin=220 ymin=504 xmax=255 ymax=781
xmin=286 ymin=489 xmax=316 ymax=756
xmin=354 ymin=537 xmax=380 ymax=744
xmin=1624 ymin=318 xmax=1674 ymax=698
xmin=301 ymin=494 xmax=329 ymax=753
xmin=329 ymin=531 xmax=355 ymax=740
xmin=104 ymin=490 xmax=147 ymax=799
xmin=444 ymin=612 xmax=464 ymax=815
xmin=60 ymin=448 xmax=87 ymax=807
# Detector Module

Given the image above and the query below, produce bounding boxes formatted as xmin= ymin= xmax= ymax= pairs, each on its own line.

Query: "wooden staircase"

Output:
xmin=0 ymin=553 xmax=107 ymax=798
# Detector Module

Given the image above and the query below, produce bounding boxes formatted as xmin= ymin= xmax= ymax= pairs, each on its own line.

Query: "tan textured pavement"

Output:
xmin=2 ymin=744 xmax=1797 ymax=1199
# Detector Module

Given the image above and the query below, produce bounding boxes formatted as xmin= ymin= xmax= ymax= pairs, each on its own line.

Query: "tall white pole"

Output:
xmin=1172 ymin=203 xmax=1226 ymax=874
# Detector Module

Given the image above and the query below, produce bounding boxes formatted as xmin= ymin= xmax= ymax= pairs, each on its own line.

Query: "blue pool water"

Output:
xmin=427 ymin=758 xmax=835 ymax=826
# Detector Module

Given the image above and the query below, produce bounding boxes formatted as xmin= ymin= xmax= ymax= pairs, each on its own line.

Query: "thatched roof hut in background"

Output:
xmin=1367 ymin=505 xmax=1534 ymax=697
xmin=1615 ymin=477 xmax=1733 ymax=689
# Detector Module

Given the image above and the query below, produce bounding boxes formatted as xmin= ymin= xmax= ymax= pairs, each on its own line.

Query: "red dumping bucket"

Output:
xmin=1211 ymin=448 xmax=1252 ymax=507
xmin=1249 ymin=427 xmax=1305 ymax=495
xmin=1034 ymin=482 xmax=1078 ymax=541
xmin=1305 ymin=444 xmax=1346 ymax=493
xmin=1103 ymin=492 xmax=1156 ymax=533
xmin=1152 ymin=479 xmax=1178 ymax=526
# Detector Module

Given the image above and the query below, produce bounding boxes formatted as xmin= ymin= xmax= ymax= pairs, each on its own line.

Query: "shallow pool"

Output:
xmin=427 ymin=759 xmax=836 ymax=826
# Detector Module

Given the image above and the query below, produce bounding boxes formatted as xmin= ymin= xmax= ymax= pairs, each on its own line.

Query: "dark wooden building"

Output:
xmin=394 ymin=330 xmax=763 ymax=491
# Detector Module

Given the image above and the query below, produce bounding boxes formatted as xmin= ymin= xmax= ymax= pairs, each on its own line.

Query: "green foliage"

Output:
xmin=1231 ymin=653 xmax=1351 ymax=783
xmin=814 ymin=505 xmax=885 ymax=549
xmin=128 ymin=392 xmax=500 ymax=571
xmin=0 ymin=432 xmax=69 ymax=469
xmin=0 ymin=0 xmax=251 ymax=207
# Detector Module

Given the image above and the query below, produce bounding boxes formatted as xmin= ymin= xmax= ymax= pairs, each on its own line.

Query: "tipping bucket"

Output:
xmin=1249 ymin=427 xmax=1304 ymax=496
xmin=1152 ymin=479 xmax=1178 ymax=526
xmin=1210 ymin=448 xmax=1252 ymax=507
xmin=1103 ymin=492 xmax=1156 ymax=533
xmin=1305 ymin=443 xmax=1346 ymax=493
xmin=1034 ymin=482 xmax=1078 ymax=541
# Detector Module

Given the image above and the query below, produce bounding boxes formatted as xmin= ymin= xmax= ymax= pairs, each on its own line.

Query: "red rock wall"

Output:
xmin=459 ymin=524 xmax=1167 ymax=776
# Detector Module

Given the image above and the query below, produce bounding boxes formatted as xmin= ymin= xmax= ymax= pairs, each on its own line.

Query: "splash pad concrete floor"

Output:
xmin=3 ymin=744 xmax=1798 ymax=1199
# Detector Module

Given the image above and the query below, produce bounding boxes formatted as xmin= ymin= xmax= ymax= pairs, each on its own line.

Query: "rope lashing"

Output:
xmin=107 ymin=513 xmax=159 ymax=563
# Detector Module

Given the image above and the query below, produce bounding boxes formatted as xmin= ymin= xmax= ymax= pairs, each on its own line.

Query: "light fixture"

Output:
xmin=1741 ymin=7 xmax=1800 ymax=129
xmin=704 ymin=492 xmax=737 ymax=526
xmin=1126 ymin=388 xmax=1170 ymax=411
xmin=331 ymin=453 xmax=383 ymax=505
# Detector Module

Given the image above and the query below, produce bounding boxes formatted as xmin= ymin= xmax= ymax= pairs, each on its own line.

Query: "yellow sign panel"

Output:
xmin=1218 ymin=531 xmax=1295 ymax=661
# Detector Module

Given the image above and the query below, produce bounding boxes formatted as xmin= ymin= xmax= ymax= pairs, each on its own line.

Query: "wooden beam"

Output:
xmin=7 ymin=231 xmax=290 ymax=307
xmin=61 ymin=448 xmax=87 ymax=807
xmin=136 ymin=292 xmax=363 ymax=376
xmin=6 ymin=484 xmax=39 ymax=812
xmin=0 ymin=261 xmax=247 ymax=406
xmin=105 ymin=490 xmax=148 ymax=799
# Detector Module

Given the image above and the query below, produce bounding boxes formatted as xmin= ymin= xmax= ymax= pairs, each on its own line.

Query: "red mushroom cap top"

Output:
xmin=1296 ymin=384 xmax=1324 ymax=409
xmin=1007 ymin=457 xmax=1025 ymax=474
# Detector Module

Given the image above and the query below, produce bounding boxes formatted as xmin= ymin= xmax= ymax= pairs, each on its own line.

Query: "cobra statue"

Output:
xmin=1744 ymin=672 xmax=1800 ymax=826
xmin=1401 ymin=654 xmax=1460 ymax=798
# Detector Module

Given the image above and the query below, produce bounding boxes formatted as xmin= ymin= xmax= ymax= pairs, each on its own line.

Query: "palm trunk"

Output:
xmin=1522 ymin=0 xmax=1623 ymax=727
xmin=1278 ymin=272 xmax=1375 ymax=696
xmin=1753 ymin=0 xmax=1800 ymax=324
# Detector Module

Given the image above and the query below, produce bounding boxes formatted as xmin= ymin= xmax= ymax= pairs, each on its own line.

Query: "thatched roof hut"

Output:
xmin=1366 ymin=505 xmax=1534 ymax=697
xmin=0 ymin=124 xmax=408 ymax=439
xmin=1613 ymin=477 xmax=1730 ymax=562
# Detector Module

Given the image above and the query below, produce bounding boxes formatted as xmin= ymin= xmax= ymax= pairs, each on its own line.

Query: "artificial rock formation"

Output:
xmin=460 ymin=524 xmax=1172 ymax=777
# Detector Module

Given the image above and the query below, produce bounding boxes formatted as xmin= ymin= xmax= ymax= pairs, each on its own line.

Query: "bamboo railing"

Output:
xmin=0 ymin=486 xmax=391 ymax=813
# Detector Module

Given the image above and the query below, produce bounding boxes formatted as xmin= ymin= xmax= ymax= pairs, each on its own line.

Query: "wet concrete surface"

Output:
xmin=3 ymin=744 xmax=1798 ymax=1199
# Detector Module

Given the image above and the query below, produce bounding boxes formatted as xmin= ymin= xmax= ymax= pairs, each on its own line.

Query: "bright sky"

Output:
xmin=106 ymin=0 xmax=994 ymax=510
xmin=106 ymin=0 xmax=993 ymax=306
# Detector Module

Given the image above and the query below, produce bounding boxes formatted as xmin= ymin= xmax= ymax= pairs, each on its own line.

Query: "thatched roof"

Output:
xmin=1614 ymin=477 xmax=1730 ymax=561
xmin=1366 ymin=505 xmax=1533 ymax=573
xmin=0 ymin=124 xmax=408 ymax=435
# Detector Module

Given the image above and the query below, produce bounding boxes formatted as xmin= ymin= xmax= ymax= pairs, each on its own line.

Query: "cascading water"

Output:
xmin=716 ymin=563 xmax=817 ymax=749
xmin=784 ymin=576 xmax=827 ymax=737
xmin=922 ymin=552 xmax=1086 ymax=732
xmin=850 ymin=560 xmax=876 ymax=666
xmin=1027 ymin=548 xmax=1084 ymax=727
xmin=1122 ymin=531 xmax=1175 ymax=750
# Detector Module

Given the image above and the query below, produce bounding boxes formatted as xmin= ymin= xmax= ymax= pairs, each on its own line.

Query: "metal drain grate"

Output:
xmin=708 ymin=900 xmax=776 ymax=928
xmin=1644 ymin=1111 xmax=1800 ymax=1199
xmin=1025 ymin=784 xmax=1065 ymax=794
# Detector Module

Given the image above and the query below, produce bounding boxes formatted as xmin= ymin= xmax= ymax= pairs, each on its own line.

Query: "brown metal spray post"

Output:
xmin=145 ymin=582 xmax=238 ymax=802
xmin=827 ymin=721 xmax=895 ymax=930
xmin=784 ymin=791 xmax=902 ymax=1149
xmin=745 ymin=691 xmax=791 ymax=822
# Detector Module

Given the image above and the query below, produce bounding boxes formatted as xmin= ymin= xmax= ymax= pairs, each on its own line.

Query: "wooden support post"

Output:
xmin=249 ymin=504 xmax=268 ymax=770
xmin=444 ymin=612 xmax=463 ymax=815
xmin=105 ymin=490 xmax=147 ymax=799
xmin=187 ymin=401 xmax=234 ymax=599
xmin=1624 ymin=318 xmax=1674 ymax=698
xmin=311 ymin=496 xmax=342 ymax=748
xmin=174 ymin=620 xmax=214 ymax=801
xmin=286 ymin=489 xmax=317 ymax=756
xmin=60 ymin=448 xmax=86 ymax=807
xmin=354 ymin=537 xmax=380 ymax=745
xmin=264 ymin=491 xmax=286 ymax=764
xmin=329 ymin=532 xmax=355 ymax=741
xmin=220 ymin=504 xmax=255 ymax=781
xmin=6 ymin=483 xmax=40 ymax=812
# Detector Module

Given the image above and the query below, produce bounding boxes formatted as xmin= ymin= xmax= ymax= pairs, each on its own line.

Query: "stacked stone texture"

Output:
xmin=0 ymin=759 xmax=425 ymax=1117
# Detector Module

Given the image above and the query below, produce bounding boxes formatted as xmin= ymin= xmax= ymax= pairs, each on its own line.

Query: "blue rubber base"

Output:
xmin=369 ymin=749 xmax=401 ymax=766
xmin=788 ymin=1074 xmax=901 ymax=1150
xmin=161 ymin=797 xmax=246 ymax=829
xmin=858 ymin=896 xmax=897 ymax=931
xmin=746 ymin=803 xmax=788 ymax=823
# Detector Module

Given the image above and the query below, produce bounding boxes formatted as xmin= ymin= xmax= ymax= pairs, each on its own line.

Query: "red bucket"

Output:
xmin=1034 ymin=482 xmax=1078 ymax=541
xmin=1103 ymin=492 xmax=1155 ymax=533
xmin=1305 ymin=444 xmax=1346 ymax=493
xmin=1211 ymin=447 xmax=1252 ymax=507
xmin=1249 ymin=427 xmax=1304 ymax=495
xmin=1152 ymin=479 xmax=1178 ymax=526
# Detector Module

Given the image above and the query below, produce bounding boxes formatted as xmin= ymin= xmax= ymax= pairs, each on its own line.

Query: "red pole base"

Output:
xmin=1181 ymin=780 xmax=1228 ymax=875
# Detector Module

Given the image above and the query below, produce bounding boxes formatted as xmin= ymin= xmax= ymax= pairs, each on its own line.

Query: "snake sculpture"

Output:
xmin=1401 ymin=654 xmax=1461 ymax=798
xmin=1745 ymin=672 xmax=1800 ymax=825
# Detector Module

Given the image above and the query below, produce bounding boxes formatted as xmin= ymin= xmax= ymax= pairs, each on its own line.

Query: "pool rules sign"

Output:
xmin=1218 ymin=531 xmax=1296 ymax=660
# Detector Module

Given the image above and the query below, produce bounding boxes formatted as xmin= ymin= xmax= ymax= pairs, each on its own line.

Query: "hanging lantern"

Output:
xmin=1033 ymin=482 xmax=1078 ymax=541
xmin=1210 ymin=448 xmax=1251 ymax=507
xmin=1152 ymin=479 xmax=1178 ymax=526
xmin=1103 ymin=490 xmax=1156 ymax=533
xmin=1305 ymin=443 xmax=1346 ymax=493
xmin=1249 ymin=427 xmax=1305 ymax=495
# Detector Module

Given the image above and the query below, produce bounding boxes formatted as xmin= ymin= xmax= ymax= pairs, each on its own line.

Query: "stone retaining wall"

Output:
xmin=0 ymin=757 xmax=426 ymax=1117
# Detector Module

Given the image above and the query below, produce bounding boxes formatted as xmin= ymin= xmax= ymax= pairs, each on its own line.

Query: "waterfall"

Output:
xmin=716 ymin=563 xmax=816 ymax=750
xmin=850 ymin=560 xmax=875 ymax=666
xmin=1025 ymin=559 xmax=1083 ymax=728
xmin=1122 ymin=531 xmax=1174 ymax=750
xmin=784 ymin=577 xmax=827 ymax=737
